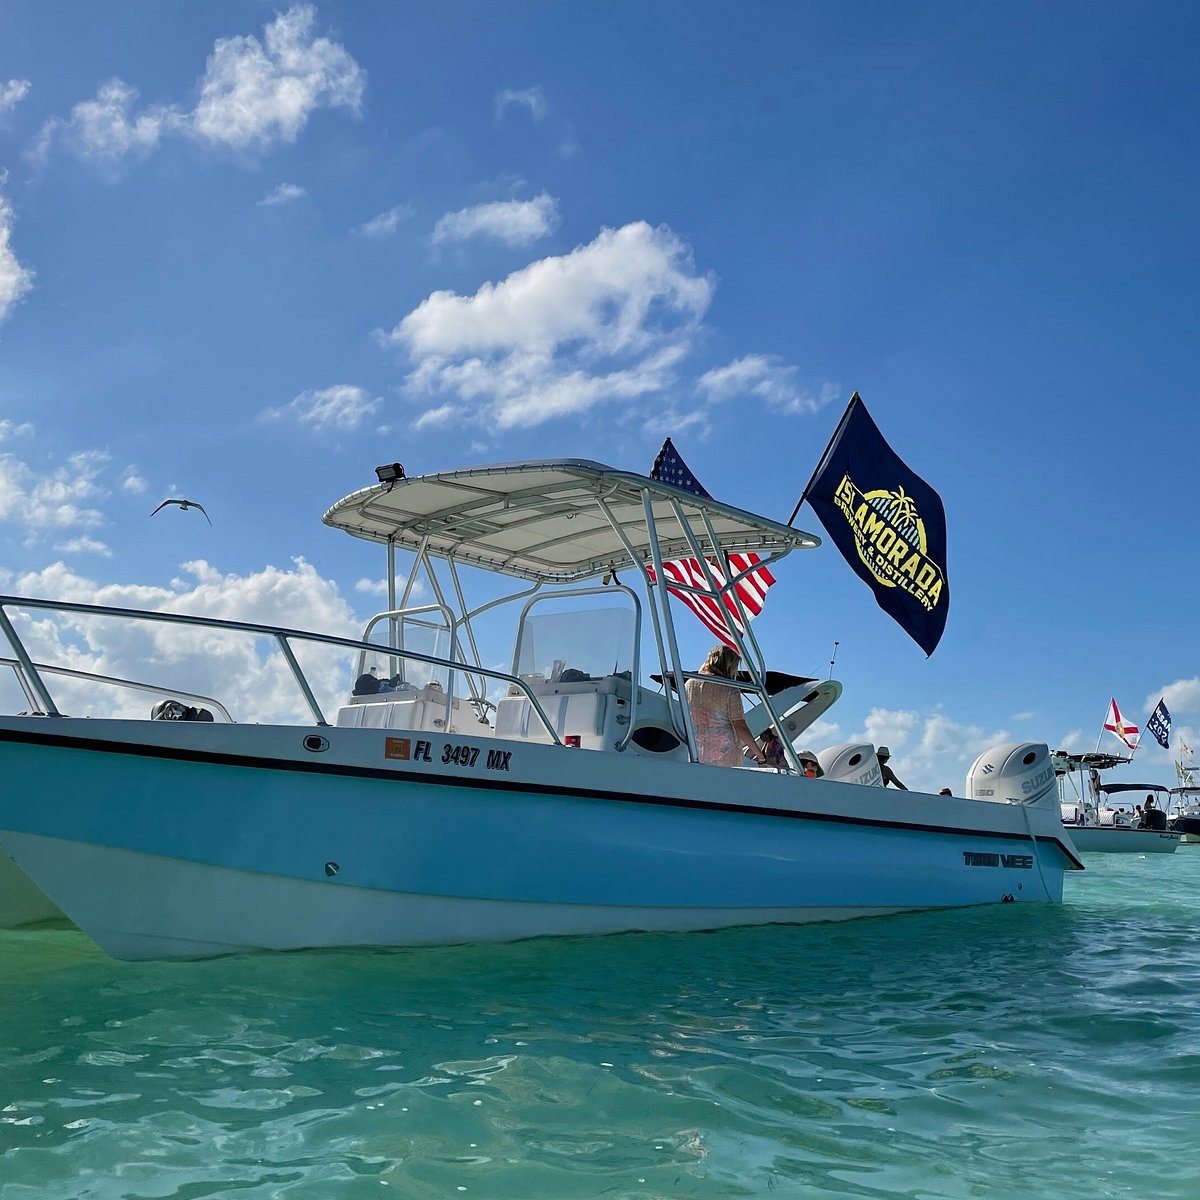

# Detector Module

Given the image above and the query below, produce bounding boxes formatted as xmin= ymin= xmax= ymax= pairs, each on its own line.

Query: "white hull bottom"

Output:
xmin=1065 ymin=827 xmax=1180 ymax=854
xmin=0 ymin=848 xmax=66 ymax=927
xmin=4 ymin=831 xmax=909 ymax=961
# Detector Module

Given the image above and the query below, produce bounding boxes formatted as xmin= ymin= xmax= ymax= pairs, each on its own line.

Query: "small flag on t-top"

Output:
xmin=1146 ymin=699 xmax=1171 ymax=750
xmin=646 ymin=439 xmax=775 ymax=650
xmin=1104 ymin=698 xmax=1140 ymax=750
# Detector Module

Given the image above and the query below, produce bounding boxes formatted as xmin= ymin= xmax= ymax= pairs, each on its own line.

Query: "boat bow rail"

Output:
xmin=0 ymin=594 xmax=561 ymax=739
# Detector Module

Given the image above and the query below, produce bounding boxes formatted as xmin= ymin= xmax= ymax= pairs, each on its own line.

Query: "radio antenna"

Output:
xmin=828 ymin=640 xmax=840 ymax=680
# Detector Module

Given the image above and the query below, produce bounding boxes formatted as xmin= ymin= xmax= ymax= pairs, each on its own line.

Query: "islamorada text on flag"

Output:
xmin=795 ymin=393 xmax=950 ymax=656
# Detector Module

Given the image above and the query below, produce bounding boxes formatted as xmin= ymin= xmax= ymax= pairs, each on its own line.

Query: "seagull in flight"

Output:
xmin=151 ymin=498 xmax=212 ymax=525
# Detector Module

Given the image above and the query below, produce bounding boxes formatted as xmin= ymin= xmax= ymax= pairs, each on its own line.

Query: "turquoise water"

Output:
xmin=2 ymin=855 xmax=1199 ymax=1199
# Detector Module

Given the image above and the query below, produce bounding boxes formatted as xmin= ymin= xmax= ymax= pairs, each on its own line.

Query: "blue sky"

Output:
xmin=1 ymin=1 xmax=1197 ymax=793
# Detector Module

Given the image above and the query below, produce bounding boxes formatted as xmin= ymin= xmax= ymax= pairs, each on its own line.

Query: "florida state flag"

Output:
xmin=1104 ymin=698 xmax=1140 ymax=750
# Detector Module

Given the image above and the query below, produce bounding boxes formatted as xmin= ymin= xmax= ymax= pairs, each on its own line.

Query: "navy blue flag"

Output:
xmin=791 ymin=393 xmax=950 ymax=656
xmin=650 ymin=438 xmax=711 ymax=498
xmin=1147 ymin=699 xmax=1171 ymax=749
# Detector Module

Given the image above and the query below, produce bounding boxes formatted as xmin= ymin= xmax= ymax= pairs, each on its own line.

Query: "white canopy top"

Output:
xmin=323 ymin=459 xmax=820 ymax=583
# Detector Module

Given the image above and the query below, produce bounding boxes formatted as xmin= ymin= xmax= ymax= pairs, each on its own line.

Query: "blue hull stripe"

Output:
xmin=0 ymin=726 xmax=1083 ymax=869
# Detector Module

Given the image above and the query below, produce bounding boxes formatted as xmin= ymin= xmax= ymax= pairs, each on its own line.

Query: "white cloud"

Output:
xmin=354 ymin=204 xmax=413 ymax=238
xmin=0 ymin=79 xmax=31 ymax=115
xmin=53 ymin=536 xmax=112 ymax=558
xmin=640 ymin=403 xmax=712 ymax=441
xmin=697 ymin=355 xmax=839 ymax=416
xmin=844 ymin=705 xmax=1011 ymax=795
xmin=7 ymin=558 xmax=361 ymax=724
xmin=494 ymin=86 xmax=546 ymax=123
xmin=0 ymin=420 xmax=34 ymax=442
xmin=191 ymin=5 xmax=365 ymax=152
xmin=354 ymin=575 xmax=424 ymax=601
xmin=0 ymin=191 xmax=34 ymax=322
xmin=381 ymin=221 xmax=713 ymax=430
xmin=412 ymin=403 xmax=457 ymax=430
xmin=121 ymin=468 xmax=148 ymax=494
xmin=259 ymin=384 xmax=382 ymax=433
xmin=259 ymin=182 xmax=306 ymax=206
xmin=49 ymin=79 xmax=184 ymax=163
xmin=432 ymin=193 xmax=559 ymax=248
xmin=1150 ymin=679 xmax=1200 ymax=716
xmin=0 ymin=449 xmax=108 ymax=539
xmin=35 ymin=5 xmax=364 ymax=167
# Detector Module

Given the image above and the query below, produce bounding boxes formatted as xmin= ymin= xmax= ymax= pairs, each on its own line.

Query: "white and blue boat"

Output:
xmin=0 ymin=459 xmax=1081 ymax=959
xmin=1054 ymin=751 xmax=1180 ymax=853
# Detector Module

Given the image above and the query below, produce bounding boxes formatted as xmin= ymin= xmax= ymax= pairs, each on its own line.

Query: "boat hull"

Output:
xmin=1170 ymin=815 xmax=1200 ymax=841
xmin=1063 ymin=825 xmax=1181 ymax=853
xmin=0 ymin=718 xmax=1079 ymax=960
xmin=0 ymin=847 xmax=66 ymax=927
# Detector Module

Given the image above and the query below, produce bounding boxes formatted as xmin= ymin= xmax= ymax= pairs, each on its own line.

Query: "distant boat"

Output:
xmin=1168 ymin=787 xmax=1200 ymax=843
xmin=0 ymin=458 xmax=1081 ymax=960
xmin=1054 ymin=752 xmax=1180 ymax=854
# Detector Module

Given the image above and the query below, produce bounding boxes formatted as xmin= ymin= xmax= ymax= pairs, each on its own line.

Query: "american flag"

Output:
xmin=646 ymin=439 xmax=775 ymax=649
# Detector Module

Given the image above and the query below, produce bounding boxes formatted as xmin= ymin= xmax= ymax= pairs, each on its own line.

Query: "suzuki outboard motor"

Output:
xmin=966 ymin=742 xmax=1055 ymax=805
xmin=817 ymin=743 xmax=883 ymax=787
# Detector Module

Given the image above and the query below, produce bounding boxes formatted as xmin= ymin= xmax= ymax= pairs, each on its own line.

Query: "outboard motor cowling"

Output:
xmin=817 ymin=743 xmax=883 ymax=787
xmin=966 ymin=742 xmax=1055 ymax=805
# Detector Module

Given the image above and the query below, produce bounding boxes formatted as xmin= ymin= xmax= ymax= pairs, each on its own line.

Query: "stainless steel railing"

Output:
xmin=0 ymin=657 xmax=234 ymax=722
xmin=0 ymin=594 xmax=561 ymax=742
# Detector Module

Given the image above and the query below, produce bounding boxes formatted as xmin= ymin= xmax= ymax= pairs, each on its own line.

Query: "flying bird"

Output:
xmin=151 ymin=498 xmax=212 ymax=525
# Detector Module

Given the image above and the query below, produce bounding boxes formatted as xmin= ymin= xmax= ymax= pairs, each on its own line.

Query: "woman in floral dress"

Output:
xmin=684 ymin=645 xmax=768 ymax=767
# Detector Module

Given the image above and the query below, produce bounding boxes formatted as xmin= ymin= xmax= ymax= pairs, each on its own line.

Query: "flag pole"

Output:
xmin=787 ymin=392 xmax=860 ymax=527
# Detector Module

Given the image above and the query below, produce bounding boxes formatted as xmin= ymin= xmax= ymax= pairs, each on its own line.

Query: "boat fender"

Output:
xmin=965 ymin=742 xmax=1055 ymax=804
xmin=817 ymin=744 xmax=884 ymax=787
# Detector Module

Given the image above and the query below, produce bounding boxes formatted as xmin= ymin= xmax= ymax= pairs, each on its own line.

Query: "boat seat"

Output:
xmin=495 ymin=686 xmax=608 ymax=744
xmin=334 ymin=684 xmax=466 ymax=733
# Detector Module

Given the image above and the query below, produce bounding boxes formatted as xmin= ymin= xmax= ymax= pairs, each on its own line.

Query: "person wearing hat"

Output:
xmin=797 ymin=749 xmax=824 ymax=778
xmin=876 ymin=746 xmax=908 ymax=789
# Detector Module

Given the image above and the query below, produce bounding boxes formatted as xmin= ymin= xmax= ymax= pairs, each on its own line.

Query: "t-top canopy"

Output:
xmin=1096 ymin=782 xmax=1170 ymax=795
xmin=323 ymin=459 xmax=820 ymax=583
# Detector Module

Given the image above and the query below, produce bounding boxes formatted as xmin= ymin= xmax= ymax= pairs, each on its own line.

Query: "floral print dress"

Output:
xmin=685 ymin=676 xmax=746 ymax=767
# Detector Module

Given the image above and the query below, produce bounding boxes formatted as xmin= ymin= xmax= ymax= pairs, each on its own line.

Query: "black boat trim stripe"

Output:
xmin=0 ymin=726 xmax=1085 ymax=870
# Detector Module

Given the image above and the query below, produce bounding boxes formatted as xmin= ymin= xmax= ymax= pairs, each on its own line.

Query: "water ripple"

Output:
xmin=1 ymin=855 xmax=1200 ymax=1196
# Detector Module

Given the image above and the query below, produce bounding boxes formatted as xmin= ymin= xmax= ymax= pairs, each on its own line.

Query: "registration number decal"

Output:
xmin=442 ymin=743 xmax=480 ymax=767
xmin=385 ymin=737 xmax=511 ymax=772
